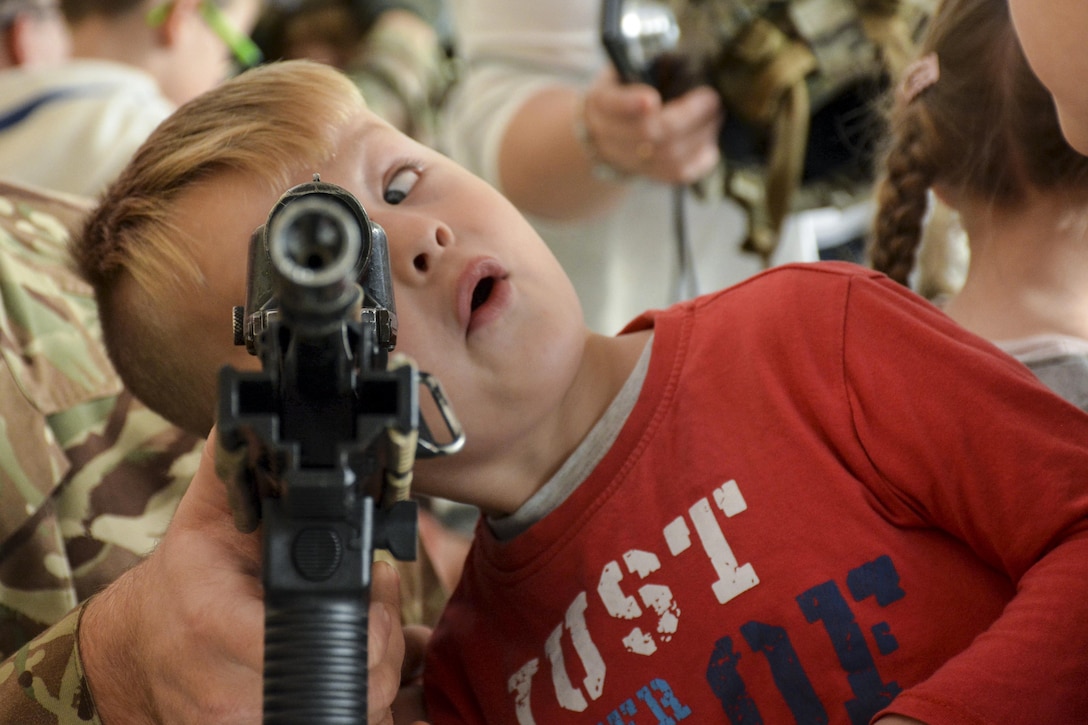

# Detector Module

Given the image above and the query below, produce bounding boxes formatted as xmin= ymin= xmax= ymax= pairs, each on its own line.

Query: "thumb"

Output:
xmin=168 ymin=428 xmax=262 ymax=574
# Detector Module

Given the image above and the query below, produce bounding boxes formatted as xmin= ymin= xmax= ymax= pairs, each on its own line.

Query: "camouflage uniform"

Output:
xmin=0 ymin=181 xmax=203 ymax=722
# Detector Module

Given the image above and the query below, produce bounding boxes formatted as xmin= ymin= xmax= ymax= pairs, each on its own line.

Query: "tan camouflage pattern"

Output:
xmin=0 ymin=180 xmax=204 ymax=722
xmin=0 ymin=607 xmax=96 ymax=722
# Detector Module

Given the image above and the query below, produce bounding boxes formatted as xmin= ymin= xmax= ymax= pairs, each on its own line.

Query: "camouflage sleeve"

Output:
xmin=0 ymin=605 xmax=98 ymax=723
xmin=0 ymin=182 xmax=203 ymax=719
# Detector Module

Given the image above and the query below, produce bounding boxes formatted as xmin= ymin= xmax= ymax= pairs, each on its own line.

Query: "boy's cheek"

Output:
xmin=391 ymin=306 xmax=441 ymax=364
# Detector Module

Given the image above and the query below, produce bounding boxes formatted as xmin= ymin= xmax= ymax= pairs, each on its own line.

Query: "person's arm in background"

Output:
xmin=443 ymin=0 xmax=721 ymax=223
xmin=499 ymin=67 xmax=721 ymax=221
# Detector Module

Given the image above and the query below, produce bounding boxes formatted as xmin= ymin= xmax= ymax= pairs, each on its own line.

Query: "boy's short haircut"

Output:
xmin=74 ymin=60 xmax=365 ymax=435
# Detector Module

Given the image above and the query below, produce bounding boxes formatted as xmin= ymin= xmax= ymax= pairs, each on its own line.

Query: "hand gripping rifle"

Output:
xmin=215 ymin=177 xmax=463 ymax=724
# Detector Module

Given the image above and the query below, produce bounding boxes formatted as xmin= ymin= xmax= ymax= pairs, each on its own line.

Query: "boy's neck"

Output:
xmin=427 ymin=329 xmax=654 ymax=518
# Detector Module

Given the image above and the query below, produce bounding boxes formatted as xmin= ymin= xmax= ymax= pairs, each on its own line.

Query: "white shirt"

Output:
xmin=0 ymin=60 xmax=175 ymax=199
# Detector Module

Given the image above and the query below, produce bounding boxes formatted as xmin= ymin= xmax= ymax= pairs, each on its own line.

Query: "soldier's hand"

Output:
xmin=368 ymin=562 xmax=433 ymax=725
xmin=389 ymin=623 xmax=434 ymax=724
xmin=78 ymin=430 xmax=422 ymax=723
xmin=581 ymin=66 xmax=722 ymax=185
xmin=79 ymin=430 xmax=263 ymax=722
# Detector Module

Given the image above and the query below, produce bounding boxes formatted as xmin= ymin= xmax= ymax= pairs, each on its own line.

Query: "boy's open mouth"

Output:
xmin=459 ymin=258 xmax=510 ymax=334
xmin=471 ymin=276 xmax=495 ymax=312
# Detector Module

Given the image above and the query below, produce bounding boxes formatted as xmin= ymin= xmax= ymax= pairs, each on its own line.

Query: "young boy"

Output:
xmin=74 ymin=59 xmax=1088 ymax=724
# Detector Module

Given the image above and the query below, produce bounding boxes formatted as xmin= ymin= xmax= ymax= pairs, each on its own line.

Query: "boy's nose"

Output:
xmin=405 ymin=223 xmax=453 ymax=275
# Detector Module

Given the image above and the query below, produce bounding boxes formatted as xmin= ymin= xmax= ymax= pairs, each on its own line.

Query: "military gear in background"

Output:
xmin=603 ymin=0 xmax=935 ymax=263
xmin=253 ymin=0 xmax=457 ymax=147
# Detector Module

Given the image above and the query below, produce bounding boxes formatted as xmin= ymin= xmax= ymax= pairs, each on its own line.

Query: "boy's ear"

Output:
xmin=151 ymin=0 xmax=202 ymax=48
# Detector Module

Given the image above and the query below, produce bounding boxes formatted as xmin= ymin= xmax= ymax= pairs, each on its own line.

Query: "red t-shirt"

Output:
xmin=424 ymin=262 xmax=1088 ymax=724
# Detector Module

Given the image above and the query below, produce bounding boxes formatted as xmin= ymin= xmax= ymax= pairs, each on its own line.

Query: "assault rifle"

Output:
xmin=215 ymin=177 xmax=463 ymax=724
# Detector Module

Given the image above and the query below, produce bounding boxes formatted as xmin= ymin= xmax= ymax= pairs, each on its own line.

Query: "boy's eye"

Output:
xmin=384 ymin=167 xmax=421 ymax=204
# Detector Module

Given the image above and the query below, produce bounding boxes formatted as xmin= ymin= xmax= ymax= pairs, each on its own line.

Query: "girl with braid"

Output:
xmin=868 ymin=0 xmax=1088 ymax=411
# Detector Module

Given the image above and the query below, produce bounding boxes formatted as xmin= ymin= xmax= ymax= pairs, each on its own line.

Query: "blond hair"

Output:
xmin=75 ymin=60 xmax=364 ymax=434
xmin=869 ymin=0 xmax=1088 ymax=287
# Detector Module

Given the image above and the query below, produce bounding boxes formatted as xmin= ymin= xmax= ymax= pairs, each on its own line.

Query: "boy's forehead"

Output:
xmin=172 ymin=108 xmax=400 ymax=248
xmin=342 ymin=109 xmax=404 ymax=153
xmin=316 ymin=110 xmax=419 ymax=185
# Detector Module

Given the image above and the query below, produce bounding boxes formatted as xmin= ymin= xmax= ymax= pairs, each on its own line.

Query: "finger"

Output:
xmin=367 ymin=603 xmax=401 ymax=721
xmin=393 ymin=681 xmax=431 ymax=723
xmin=368 ymin=560 xmax=401 ymax=670
xmin=659 ymin=85 xmax=722 ymax=139
xmin=589 ymin=73 xmax=661 ymax=121
xmin=658 ymin=119 xmax=722 ymax=180
xmin=170 ymin=429 xmax=264 ymax=574
xmin=181 ymin=429 xmax=237 ymax=520
xmin=681 ymin=141 xmax=722 ymax=183
xmin=368 ymin=561 xmax=406 ymax=720
xmin=402 ymin=624 xmax=431 ymax=683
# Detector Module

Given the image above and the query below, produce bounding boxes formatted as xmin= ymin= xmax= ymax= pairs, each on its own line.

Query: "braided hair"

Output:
xmin=868 ymin=0 xmax=1088 ymax=287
